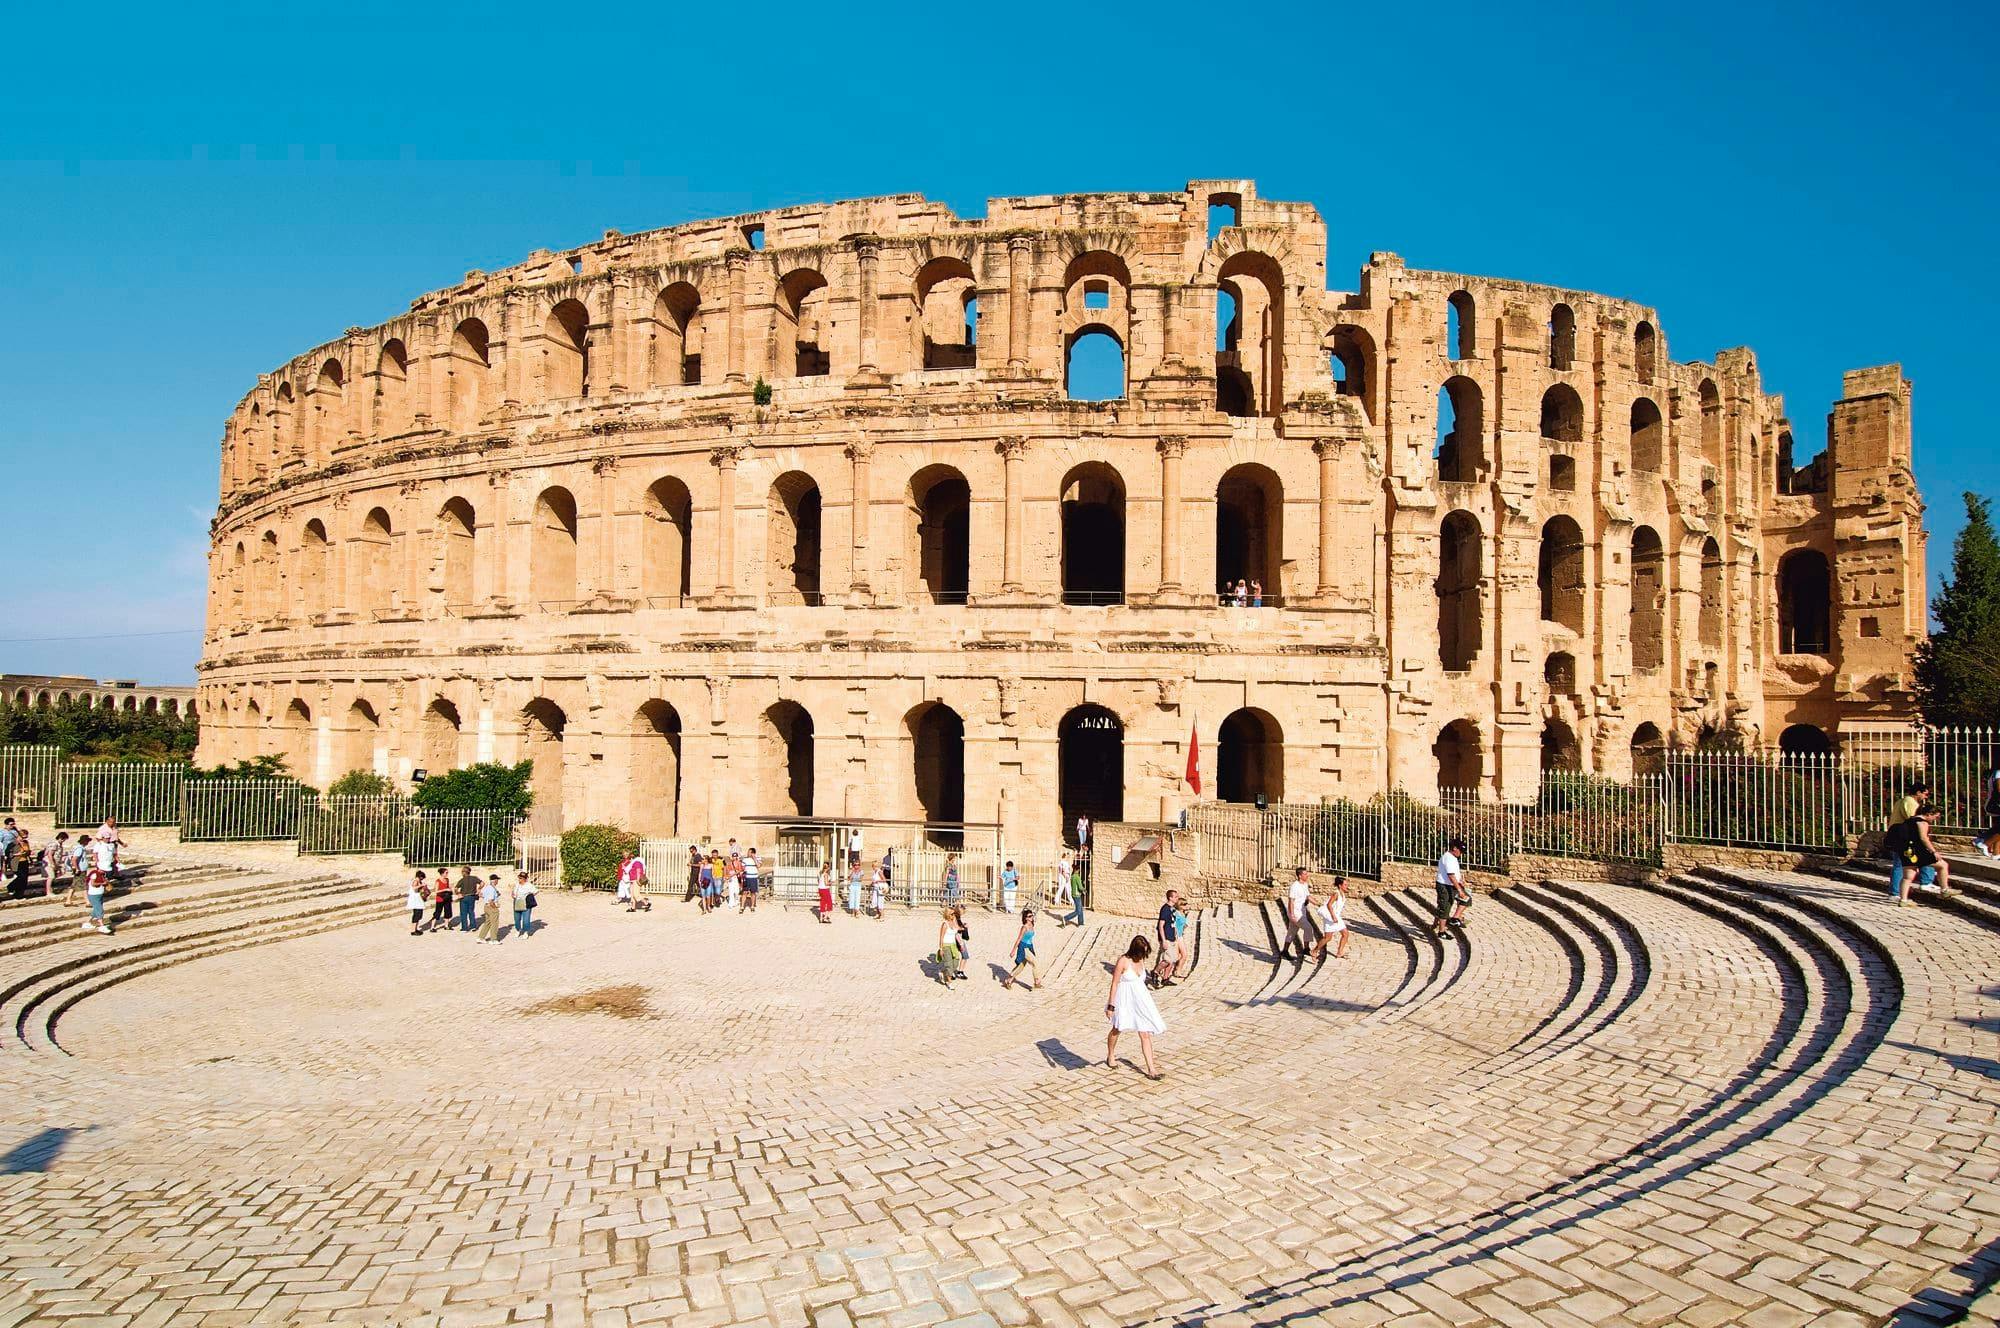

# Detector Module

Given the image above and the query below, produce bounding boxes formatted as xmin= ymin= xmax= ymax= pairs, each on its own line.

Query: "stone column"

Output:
xmin=1157 ymin=436 xmax=1186 ymax=594
xmin=1316 ymin=439 xmax=1341 ymax=598
xmin=846 ymin=439 xmax=873 ymax=598
xmin=484 ymin=473 xmax=510 ymax=608
xmin=605 ymin=272 xmax=632 ymax=394
xmin=344 ymin=329 xmax=368 ymax=448
xmin=999 ymin=437 xmax=1027 ymax=593
xmin=1006 ymin=235 xmax=1032 ymax=373
xmin=502 ymin=290 xmax=526 ymax=408
xmin=854 ymin=237 xmax=880 ymax=374
xmin=725 ymin=250 xmax=748 ymax=384
xmin=710 ymin=446 xmax=742 ymax=597
xmin=593 ymin=456 xmax=618 ymax=599
xmin=409 ymin=316 xmax=434 ymax=428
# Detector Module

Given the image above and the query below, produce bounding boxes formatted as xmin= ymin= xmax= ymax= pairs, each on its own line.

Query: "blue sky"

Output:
xmin=2 ymin=0 xmax=1991 ymax=684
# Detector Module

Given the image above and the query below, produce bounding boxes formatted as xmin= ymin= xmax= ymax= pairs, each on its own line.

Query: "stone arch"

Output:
xmin=1538 ymin=516 xmax=1586 ymax=633
xmin=1630 ymin=397 xmax=1664 ymax=473
xmin=1777 ymin=549 xmax=1832 ymax=655
xmin=1060 ymin=462 xmax=1125 ymax=605
xmin=1434 ymin=719 xmax=1482 ymax=793
xmin=521 ymin=698 xmax=567 ymax=823
xmin=341 ymin=698 xmax=381 ymax=779
xmin=421 ymin=697 xmax=461 ymax=775
xmin=915 ymin=257 xmax=978 ymax=370
xmin=271 ymin=380 xmax=295 ymax=462
xmin=1217 ymin=707 xmax=1284 ymax=804
xmin=1549 ymin=303 xmax=1577 ymax=370
xmin=650 ymin=282 xmax=703 ymax=387
xmin=1540 ymin=383 xmax=1583 ymax=443
xmin=1327 ymin=325 xmax=1375 ymax=422
xmin=1698 ymin=378 xmax=1723 ymax=470
xmin=907 ymin=701 xmax=966 ymax=825
xmin=542 ymin=298 xmax=591 ymax=399
xmin=1634 ymin=320 xmax=1657 ymax=381
xmin=1541 ymin=719 xmax=1581 ymax=773
xmin=283 ymin=698 xmax=314 ymax=782
xmin=1438 ymin=511 xmax=1483 ymax=672
xmin=1779 ymin=723 xmax=1834 ymax=759
xmin=766 ymin=471 xmax=823 ymax=604
xmin=1631 ymin=525 xmax=1666 ymax=671
xmin=376 ymin=338 xmax=410 ymax=434
xmin=312 ymin=357 xmax=345 ymax=455
xmin=1545 ymin=650 xmax=1577 ymax=695
xmin=1216 ymin=250 xmax=1286 ymax=416
xmin=631 ymin=700 xmax=683 ymax=835
xmin=1630 ymin=721 xmax=1666 ymax=776
xmin=1699 ymin=537 xmax=1725 ymax=649
xmin=440 ymin=496 xmax=477 ymax=608
xmin=643 ymin=476 xmax=694 ymax=607
xmin=1216 ymin=463 xmax=1282 ymax=600
xmin=531 ymin=486 xmax=579 ymax=607
xmin=1058 ymin=703 xmax=1123 ymax=837
xmin=907 ymin=464 xmax=971 ymax=604
xmin=1064 ymin=325 xmax=1125 ymax=401
xmin=777 ymin=268 xmax=831 ymax=377
xmin=760 ymin=700 xmax=815 ymax=816
xmin=257 ymin=529 xmax=281 ymax=618
xmin=448 ymin=318 xmax=491 ymax=429
xmin=231 ymin=541 xmax=246 ymax=613
xmin=1436 ymin=376 xmax=1485 ymax=482
xmin=1448 ymin=290 xmax=1476 ymax=359
xmin=299 ymin=518 xmax=330 ymax=618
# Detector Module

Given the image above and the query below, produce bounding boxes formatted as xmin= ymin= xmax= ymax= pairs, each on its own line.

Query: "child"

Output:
xmin=869 ymin=859 xmax=886 ymax=919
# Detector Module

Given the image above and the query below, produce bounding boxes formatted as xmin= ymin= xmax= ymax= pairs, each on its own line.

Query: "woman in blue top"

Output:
xmin=1001 ymin=909 xmax=1038 ymax=990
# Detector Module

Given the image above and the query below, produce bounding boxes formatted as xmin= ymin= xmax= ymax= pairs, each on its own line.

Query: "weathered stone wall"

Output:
xmin=196 ymin=179 xmax=1926 ymax=843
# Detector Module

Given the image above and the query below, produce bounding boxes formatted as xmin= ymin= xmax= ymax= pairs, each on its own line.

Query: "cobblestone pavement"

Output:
xmin=0 ymin=855 xmax=1996 ymax=1327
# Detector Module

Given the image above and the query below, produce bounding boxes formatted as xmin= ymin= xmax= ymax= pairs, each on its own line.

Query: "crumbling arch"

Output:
xmin=543 ymin=299 xmax=590 ymax=398
xmin=1538 ymin=516 xmax=1586 ymax=633
xmin=761 ymin=700 xmax=815 ymax=816
xmin=531 ymin=487 xmax=579 ymax=607
xmin=650 ymin=282 xmax=703 ymax=387
xmin=1631 ymin=526 xmax=1665 ymax=671
xmin=1060 ymin=462 xmax=1125 ymax=604
xmin=907 ymin=701 xmax=966 ymax=825
xmin=1216 ymin=250 xmax=1286 ymax=416
xmin=376 ymin=339 xmax=410 ymax=434
xmin=1630 ymin=722 xmax=1666 ymax=776
xmin=643 ymin=476 xmax=694 ymax=607
xmin=422 ymin=697 xmax=461 ymax=775
xmin=1698 ymin=379 xmax=1723 ymax=470
xmin=1436 ymin=376 xmax=1485 ymax=482
xmin=1438 ymin=511 xmax=1483 ymax=672
xmin=1549 ymin=303 xmax=1576 ymax=371
xmin=1434 ymin=719 xmax=1482 ymax=793
xmin=521 ymin=698 xmax=567 ymax=823
xmin=1777 ymin=549 xmax=1833 ymax=655
xmin=312 ymin=358 xmax=345 ymax=457
xmin=1540 ymin=383 xmax=1584 ymax=443
xmin=1630 ymin=397 xmax=1664 ymax=473
xmin=353 ymin=507 xmax=395 ymax=615
xmin=1541 ymin=719 xmax=1581 ymax=773
xmin=341 ymin=698 xmax=381 ymax=779
xmin=1064 ymin=326 xmax=1125 ymax=401
xmin=440 ymin=497 xmax=477 ymax=608
xmin=1217 ymin=707 xmax=1285 ymax=804
xmin=1699 ymin=536 xmax=1724 ymax=649
xmin=1634 ymin=321 xmax=1657 ymax=381
xmin=299 ymin=519 xmax=329 ymax=618
xmin=283 ymin=698 xmax=314 ymax=782
xmin=447 ymin=319 xmax=490 ymax=430
xmin=632 ymin=700 xmax=683 ymax=835
xmin=907 ymin=464 xmax=971 ymax=604
xmin=1448 ymin=290 xmax=1476 ymax=359
xmin=766 ymin=471 xmax=823 ymax=604
xmin=915 ymin=257 xmax=978 ymax=370
xmin=1327 ymin=325 xmax=1375 ymax=422
xmin=1058 ymin=704 xmax=1124 ymax=835
xmin=1215 ymin=463 xmax=1283 ymax=599
xmin=777 ymin=268 xmax=831 ymax=377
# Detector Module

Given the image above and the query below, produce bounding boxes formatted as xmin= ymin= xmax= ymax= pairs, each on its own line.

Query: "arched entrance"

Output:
xmin=767 ymin=472 xmax=823 ymax=604
xmin=1778 ymin=723 xmax=1834 ymax=760
xmin=762 ymin=701 xmax=814 ymax=816
xmin=1434 ymin=719 xmax=1482 ymax=794
xmin=1217 ymin=708 xmax=1284 ymax=804
xmin=422 ymin=698 xmax=461 ymax=774
xmin=1630 ymin=722 xmax=1666 ymax=776
xmin=907 ymin=702 xmax=966 ymax=827
xmin=1059 ymin=705 xmax=1123 ymax=840
xmin=632 ymin=700 xmax=683 ymax=834
xmin=522 ymin=698 xmax=567 ymax=824
xmin=1060 ymin=463 xmax=1125 ymax=604
xmin=1215 ymin=464 xmax=1282 ymax=601
xmin=1540 ymin=720 xmax=1581 ymax=773
xmin=1777 ymin=550 xmax=1832 ymax=655
xmin=908 ymin=466 xmax=971 ymax=604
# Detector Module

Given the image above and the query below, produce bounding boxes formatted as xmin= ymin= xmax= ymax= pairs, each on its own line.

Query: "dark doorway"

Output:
xmin=1059 ymin=705 xmax=1124 ymax=836
xmin=1217 ymin=708 xmax=1284 ymax=804
xmin=1061 ymin=464 xmax=1125 ymax=604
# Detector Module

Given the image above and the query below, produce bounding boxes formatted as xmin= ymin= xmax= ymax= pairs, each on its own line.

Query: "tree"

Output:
xmin=327 ymin=770 xmax=394 ymax=798
xmin=411 ymin=760 xmax=534 ymax=813
xmin=1914 ymin=492 xmax=2000 ymax=728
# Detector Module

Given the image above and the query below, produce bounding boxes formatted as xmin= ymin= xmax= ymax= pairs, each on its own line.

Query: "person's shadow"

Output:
xmin=2 ymin=1126 xmax=93 ymax=1174
xmin=1035 ymin=1038 xmax=1091 ymax=1070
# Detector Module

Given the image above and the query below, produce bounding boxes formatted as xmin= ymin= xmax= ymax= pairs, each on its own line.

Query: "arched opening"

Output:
xmin=299 ymin=519 xmax=329 ymax=618
xmin=1216 ymin=251 xmax=1286 ymax=415
xmin=650 ymin=283 xmax=702 ymax=387
xmin=142 ymin=697 xmax=158 ymax=715
xmin=1216 ymin=463 xmax=1282 ymax=601
xmin=1549 ymin=303 xmax=1576 ymax=371
xmin=1434 ymin=719 xmax=1482 ymax=793
xmin=1541 ymin=719 xmax=1581 ymax=773
xmin=766 ymin=472 xmax=823 ymax=604
xmin=354 ymin=509 xmax=395 ymax=613
xmin=272 ymin=381 xmax=294 ymax=463
xmin=522 ymin=698 xmax=567 ymax=823
xmin=1630 ymin=722 xmax=1666 ymax=776
xmin=1436 ymin=376 xmax=1485 ymax=482
xmin=1060 ymin=463 xmax=1125 ymax=605
xmin=1328 ymin=326 xmax=1374 ymax=421
xmin=908 ymin=465 xmax=971 ymax=605
xmin=543 ymin=299 xmax=590 ymax=398
xmin=908 ymin=702 xmax=966 ymax=826
xmin=531 ymin=487 xmax=579 ymax=607
xmin=1777 ymin=549 xmax=1832 ymax=655
xmin=1631 ymin=526 xmax=1665 ymax=671
xmin=258 ymin=529 xmax=280 ymax=617
xmin=440 ymin=497 xmax=476 ymax=608
xmin=1058 ymin=704 xmax=1123 ymax=838
xmin=1217 ymin=708 xmax=1284 ymax=804
xmin=643 ymin=476 xmax=693 ymax=607
xmin=1634 ymin=321 xmax=1657 ymax=382
xmin=1540 ymin=383 xmax=1583 ymax=443
xmin=231 ymin=542 xmax=246 ymax=613
xmin=1448 ymin=290 xmax=1476 ymax=359
xmin=312 ymin=358 xmax=345 ymax=455
xmin=376 ymin=339 xmax=410 ymax=434
xmin=1699 ymin=379 xmax=1723 ymax=470
xmin=1779 ymin=723 xmax=1834 ymax=760
xmin=915 ymin=257 xmax=978 ymax=370
xmin=342 ymin=699 xmax=380 ymax=779
xmin=283 ymin=699 xmax=314 ymax=783
xmin=778 ymin=269 xmax=831 ymax=376
xmin=422 ymin=698 xmax=461 ymax=775
xmin=1438 ymin=511 xmax=1483 ymax=671
xmin=1630 ymin=397 xmax=1664 ymax=473
xmin=1064 ymin=327 xmax=1125 ymax=401
xmin=1549 ymin=454 xmax=1577 ymax=492
xmin=632 ymin=700 xmax=683 ymax=835
xmin=448 ymin=319 xmax=490 ymax=430
xmin=1538 ymin=516 xmax=1586 ymax=633
xmin=761 ymin=701 xmax=814 ymax=816
xmin=1545 ymin=651 xmax=1577 ymax=695
xmin=1699 ymin=536 xmax=1724 ymax=649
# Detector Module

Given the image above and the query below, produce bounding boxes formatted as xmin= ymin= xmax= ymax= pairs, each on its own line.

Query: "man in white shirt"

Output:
xmin=1282 ymin=867 xmax=1311 ymax=961
xmin=1435 ymin=837 xmax=1468 ymax=940
xmin=95 ymin=818 xmax=122 ymax=878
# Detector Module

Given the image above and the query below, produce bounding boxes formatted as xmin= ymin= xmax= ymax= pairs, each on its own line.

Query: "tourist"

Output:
xmin=63 ymin=836 xmax=89 ymax=909
xmin=1001 ymin=859 xmax=1019 ymax=912
xmin=1282 ymin=867 xmax=1312 ymax=961
xmin=1309 ymin=877 xmax=1351 ymax=961
xmin=82 ymin=854 xmax=112 ymax=934
xmin=880 ymin=844 xmax=893 ymax=900
xmin=1435 ymin=837 xmax=1469 ymax=940
xmin=431 ymin=869 xmax=454 ymax=934
xmin=1002 ymin=908 xmax=1038 ymax=990
xmin=1151 ymin=889 xmax=1183 ymax=987
xmin=935 ymin=906 xmax=963 ymax=986
xmin=0 ymin=817 xmax=16 ymax=865
xmin=816 ymin=859 xmax=834 ymax=923
xmin=1981 ymin=765 xmax=2000 ymax=857
xmin=954 ymin=904 xmax=971 ymax=971
xmin=407 ymin=873 xmax=428 ymax=936
xmin=849 ymin=823 xmax=864 ymax=869
xmin=845 ymin=857 xmax=864 ymax=916
xmin=1105 ymin=934 xmax=1165 ymax=1080
xmin=1250 ymin=579 xmax=1263 ymax=608
xmin=514 ymin=870 xmax=537 ymax=936
xmin=477 ymin=873 xmax=503 ymax=943
xmin=869 ymin=858 xmax=886 ymax=919
xmin=95 ymin=817 xmax=121 ymax=878
xmin=1886 ymin=780 xmax=1929 ymax=898
xmin=721 ymin=852 xmax=739 ymax=912
xmin=42 ymin=831 xmax=72 ymax=898
xmin=696 ymin=852 xmax=714 ymax=913
xmin=1050 ymin=852 xmax=1074 ymax=919
xmin=618 ymin=851 xmax=648 ymax=911
xmin=7 ymin=828 xmax=34 ymax=898
xmin=1234 ymin=579 xmax=1249 ymax=607
xmin=1172 ymin=894 xmax=1192 ymax=973
xmin=942 ymin=853 xmax=962 ymax=908
xmin=1076 ymin=815 xmax=1091 ymax=857
xmin=456 ymin=866 xmax=478 ymax=932
xmin=685 ymin=845 xmax=702 ymax=902
xmin=1066 ymin=856 xmax=1086 ymax=929
xmin=741 ymin=847 xmax=761 ymax=912
xmin=1895 ymin=807 xmax=1951 ymax=905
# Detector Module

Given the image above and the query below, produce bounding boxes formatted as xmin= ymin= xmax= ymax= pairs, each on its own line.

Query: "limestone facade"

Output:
xmin=195 ymin=179 xmax=1926 ymax=841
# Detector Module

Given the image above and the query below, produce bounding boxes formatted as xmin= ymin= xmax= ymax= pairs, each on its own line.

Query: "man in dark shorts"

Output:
xmin=741 ymin=847 xmax=761 ymax=912
xmin=1434 ymin=837 xmax=1468 ymax=939
xmin=1151 ymin=889 xmax=1182 ymax=987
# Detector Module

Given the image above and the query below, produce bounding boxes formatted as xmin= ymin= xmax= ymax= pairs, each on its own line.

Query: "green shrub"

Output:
xmin=187 ymin=755 xmax=293 ymax=782
xmin=327 ymin=769 xmax=394 ymax=798
xmin=561 ymin=823 xmax=639 ymax=886
xmin=412 ymin=761 xmax=533 ymax=813
xmin=751 ymin=375 xmax=773 ymax=406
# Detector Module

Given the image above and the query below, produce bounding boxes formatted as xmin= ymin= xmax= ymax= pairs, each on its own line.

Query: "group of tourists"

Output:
xmin=404 ymin=866 xmax=538 ymax=941
xmin=1219 ymin=579 xmax=1265 ymax=608
xmin=1885 ymin=781 xmax=1951 ymax=904
xmin=682 ymin=843 xmax=756 ymax=913
xmin=3 ymin=816 xmax=121 ymax=933
xmin=1278 ymin=865 xmax=1362 ymax=955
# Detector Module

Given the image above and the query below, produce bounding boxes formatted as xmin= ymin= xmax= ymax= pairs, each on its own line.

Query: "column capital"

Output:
xmin=1314 ymin=438 xmax=1344 ymax=461
xmin=709 ymin=445 xmax=745 ymax=469
xmin=997 ymin=436 xmax=1029 ymax=461
xmin=724 ymin=248 xmax=753 ymax=272
xmin=1006 ymin=233 xmax=1035 ymax=254
xmin=851 ymin=234 xmax=882 ymax=260
xmin=1157 ymin=436 xmax=1188 ymax=460
xmin=843 ymin=438 xmax=875 ymax=462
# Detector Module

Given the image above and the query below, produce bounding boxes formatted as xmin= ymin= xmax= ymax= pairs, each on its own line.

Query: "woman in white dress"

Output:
xmin=1308 ymin=876 xmax=1351 ymax=961
xmin=1105 ymin=934 xmax=1166 ymax=1079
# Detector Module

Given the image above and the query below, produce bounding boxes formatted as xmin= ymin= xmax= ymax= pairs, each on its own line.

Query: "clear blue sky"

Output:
xmin=2 ymin=0 xmax=1991 ymax=684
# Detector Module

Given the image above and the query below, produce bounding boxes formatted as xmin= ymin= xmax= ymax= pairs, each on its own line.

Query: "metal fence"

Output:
xmin=0 ymin=745 xmax=58 ymax=812
xmin=179 ymin=779 xmax=302 ymax=841
xmin=1662 ymin=753 xmax=1845 ymax=851
xmin=61 ymin=763 xmax=188 ymax=828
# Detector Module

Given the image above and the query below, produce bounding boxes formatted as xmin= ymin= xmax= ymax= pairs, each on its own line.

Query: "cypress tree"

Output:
xmin=1913 ymin=492 xmax=2000 ymax=727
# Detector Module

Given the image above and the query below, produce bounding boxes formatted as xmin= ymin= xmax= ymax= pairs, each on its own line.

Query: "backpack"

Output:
xmin=1881 ymin=820 xmax=1909 ymax=863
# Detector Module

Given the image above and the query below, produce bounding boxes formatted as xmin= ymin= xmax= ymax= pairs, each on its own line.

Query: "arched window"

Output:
xmin=1777 ymin=549 xmax=1833 ymax=655
xmin=231 ymin=542 xmax=246 ymax=612
xmin=1448 ymin=290 xmax=1475 ymax=359
xmin=651 ymin=283 xmax=702 ymax=386
xmin=422 ymin=698 xmax=461 ymax=775
xmin=1540 ymin=383 xmax=1583 ymax=443
xmin=766 ymin=472 xmax=823 ymax=604
xmin=1634 ymin=320 xmax=1657 ymax=382
xmin=1699 ymin=536 xmax=1724 ymax=649
xmin=643 ymin=477 xmax=693 ymax=607
xmin=272 ymin=381 xmax=295 ymax=463
xmin=761 ymin=701 xmax=814 ymax=816
xmin=342 ymin=699 xmax=380 ymax=778
xmin=778 ymin=269 xmax=831 ymax=376
xmin=258 ymin=529 xmax=281 ymax=615
xmin=1631 ymin=526 xmax=1665 ymax=672
xmin=915 ymin=257 xmax=978 ymax=370
xmin=1328 ymin=326 xmax=1374 ymax=422
xmin=632 ymin=700 xmax=682 ymax=834
xmin=531 ymin=487 xmax=579 ymax=607
xmin=908 ymin=465 xmax=971 ymax=605
xmin=522 ymin=698 xmax=567 ymax=823
xmin=1630 ymin=722 xmax=1666 ymax=776
xmin=1538 ymin=516 xmax=1586 ymax=633
xmin=1435 ymin=719 xmax=1482 ymax=793
xmin=1436 ymin=377 xmax=1485 ymax=482
xmin=448 ymin=319 xmax=491 ymax=429
xmin=907 ymin=702 xmax=966 ymax=826
xmin=1545 ymin=651 xmax=1577 ymax=695
xmin=376 ymin=339 xmax=410 ymax=435
xmin=1215 ymin=283 xmax=1251 ymax=416
xmin=1549 ymin=303 xmax=1576 ymax=371
xmin=1779 ymin=723 xmax=1834 ymax=760
xmin=1217 ymin=708 xmax=1284 ymax=804
xmin=284 ymin=698 xmax=314 ymax=782
xmin=299 ymin=519 xmax=329 ymax=618
xmin=1438 ymin=511 xmax=1483 ymax=671
xmin=1541 ymin=720 xmax=1581 ymax=773
xmin=1059 ymin=704 xmax=1124 ymax=834
xmin=1216 ymin=251 xmax=1285 ymax=416
xmin=312 ymin=358 xmax=345 ymax=456
xmin=1060 ymin=463 xmax=1125 ymax=605
xmin=1630 ymin=397 xmax=1664 ymax=473
xmin=543 ymin=299 xmax=590 ymax=398
xmin=1698 ymin=379 xmax=1723 ymax=469
xmin=1065 ymin=327 xmax=1125 ymax=401
xmin=440 ymin=497 xmax=476 ymax=608
xmin=1215 ymin=464 xmax=1282 ymax=602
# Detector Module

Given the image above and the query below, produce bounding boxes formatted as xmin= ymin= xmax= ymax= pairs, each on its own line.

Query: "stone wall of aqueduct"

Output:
xmin=196 ymin=179 xmax=1927 ymax=842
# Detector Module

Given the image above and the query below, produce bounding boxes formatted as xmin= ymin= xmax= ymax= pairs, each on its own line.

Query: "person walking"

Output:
xmin=1980 ymin=765 xmax=2000 ymax=858
xmin=42 ymin=831 xmax=72 ymax=899
xmin=94 ymin=817 xmax=122 ymax=879
xmin=685 ymin=845 xmax=703 ymax=902
xmin=1066 ymin=855 xmax=1086 ymax=929
xmin=718 ymin=852 xmax=737 ymax=912
xmin=1050 ymin=851 xmax=1074 ymax=919
xmin=431 ymin=869 xmax=454 ymax=934
xmin=1106 ymin=935 xmax=1165 ymax=1079
xmin=456 ymin=866 xmax=479 ymax=932
xmin=1886 ymin=780 xmax=1929 ymax=899
xmin=62 ymin=836 xmax=89 ymax=909
xmin=477 ymin=873 xmax=503 ymax=943
xmin=1435 ymin=837 xmax=1470 ymax=940
xmin=935 ymin=906 xmax=964 ymax=987
xmin=406 ymin=874 xmax=429 ymax=936
xmin=941 ymin=853 xmax=962 ymax=909
xmin=1309 ymin=878 xmax=1351 ymax=960
xmin=514 ymin=869 xmax=537 ymax=936
xmin=1151 ymin=889 xmax=1183 ymax=987
xmin=1899 ymin=807 xmax=1952 ymax=904
xmin=816 ymin=860 xmax=835 ymax=923
xmin=82 ymin=840 xmax=114 ymax=934
xmin=1282 ymin=867 xmax=1312 ymax=961
xmin=7 ymin=828 xmax=34 ymax=899
xmin=618 ymin=851 xmax=648 ymax=911
xmin=741 ymin=847 xmax=761 ymax=913
xmin=1002 ymin=908 xmax=1039 ymax=990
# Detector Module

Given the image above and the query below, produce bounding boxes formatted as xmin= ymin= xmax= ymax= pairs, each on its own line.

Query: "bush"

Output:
xmin=187 ymin=755 xmax=293 ymax=782
xmin=412 ymin=761 xmax=533 ymax=813
xmin=327 ymin=769 xmax=393 ymax=799
xmin=0 ymin=698 xmax=199 ymax=760
xmin=561 ymin=823 xmax=639 ymax=886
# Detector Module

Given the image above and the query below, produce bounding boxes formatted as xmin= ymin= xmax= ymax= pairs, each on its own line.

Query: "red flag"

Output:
xmin=1185 ymin=713 xmax=1201 ymax=795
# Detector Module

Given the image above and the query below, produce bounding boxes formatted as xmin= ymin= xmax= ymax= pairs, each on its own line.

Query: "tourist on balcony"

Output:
xmin=1250 ymin=580 xmax=1264 ymax=608
xmin=514 ymin=869 xmax=537 ymax=936
xmin=1105 ymin=934 xmax=1165 ymax=1080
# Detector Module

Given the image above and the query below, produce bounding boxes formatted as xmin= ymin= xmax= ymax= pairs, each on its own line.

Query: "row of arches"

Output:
xmin=6 ymin=690 xmax=187 ymax=714
xmin=1444 ymin=289 xmax=1657 ymax=383
xmin=1432 ymin=381 xmax=1688 ymax=482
